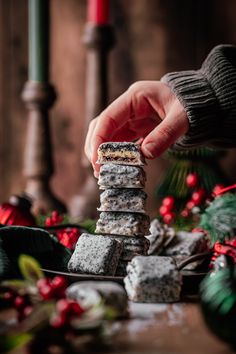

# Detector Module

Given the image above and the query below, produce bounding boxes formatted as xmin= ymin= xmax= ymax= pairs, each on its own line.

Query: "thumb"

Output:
xmin=141 ymin=99 xmax=188 ymax=158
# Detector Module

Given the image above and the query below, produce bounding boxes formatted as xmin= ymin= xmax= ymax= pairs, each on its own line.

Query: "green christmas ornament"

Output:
xmin=199 ymin=193 xmax=236 ymax=244
xmin=200 ymin=263 xmax=236 ymax=348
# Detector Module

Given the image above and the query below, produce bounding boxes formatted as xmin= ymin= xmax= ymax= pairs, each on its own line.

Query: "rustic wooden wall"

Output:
xmin=1 ymin=0 xmax=236 ymax=217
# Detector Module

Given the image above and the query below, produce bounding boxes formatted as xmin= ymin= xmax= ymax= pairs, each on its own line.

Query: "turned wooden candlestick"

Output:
xmin=22 ymin=81 xmax=66 ymax=214
xmin=69 ymin=24 xmax=115 ymax=218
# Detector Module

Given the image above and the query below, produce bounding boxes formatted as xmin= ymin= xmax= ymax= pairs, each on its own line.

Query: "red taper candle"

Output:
xmin=87 ymin=0 xmax=109 ymax=25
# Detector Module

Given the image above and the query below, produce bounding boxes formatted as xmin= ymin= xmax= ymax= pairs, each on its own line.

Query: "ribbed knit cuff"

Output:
xmin=161 ymin=45 xmax=236 ymax=149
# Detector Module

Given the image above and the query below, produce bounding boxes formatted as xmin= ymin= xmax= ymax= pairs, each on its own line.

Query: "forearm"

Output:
xmin=161 ymin=45 xmax=236 ymax=149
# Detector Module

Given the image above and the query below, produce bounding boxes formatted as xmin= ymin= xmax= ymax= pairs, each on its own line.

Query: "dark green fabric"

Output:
xmin=0 ymin=226 xmax=72 ymax=279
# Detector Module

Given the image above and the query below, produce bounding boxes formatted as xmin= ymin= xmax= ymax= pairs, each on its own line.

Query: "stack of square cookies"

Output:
xmin=68 ymin=142 xmax=150 ymax=277
xmin=95 ymin=142 xmax=150 ymax=276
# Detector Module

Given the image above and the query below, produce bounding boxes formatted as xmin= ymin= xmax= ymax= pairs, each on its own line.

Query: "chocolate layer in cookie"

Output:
xmin=95 ymin=211 xmax=150 ymax=237
xmin=98 ymin=164 xmax=146 ymax=189
xmin=97 ymin=142 xmax=145 ymax=166
xmin=68 ymin=233 xmax=122 ymax=276
xmin=98 ymin=188 xmax=147 ymax=213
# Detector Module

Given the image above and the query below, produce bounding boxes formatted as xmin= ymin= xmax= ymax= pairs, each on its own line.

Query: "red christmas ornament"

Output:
xmin=163 ymin=212 xmax=175 ymax=225
xmin=186 ymin=173 xmax=198 ymax=188
xmin=0 ymin=195 xmax=36 ymax=226
xmin=162 ymin=196 xmax=175 ymax=210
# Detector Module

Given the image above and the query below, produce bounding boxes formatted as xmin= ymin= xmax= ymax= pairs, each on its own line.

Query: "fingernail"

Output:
xmin=142 ymin=143 xmax=156 ymax=159
xmin=94 ymin=170 xmax=99 ymax=178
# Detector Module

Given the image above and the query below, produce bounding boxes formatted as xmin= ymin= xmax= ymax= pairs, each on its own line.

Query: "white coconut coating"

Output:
xmin=68 ymin=233 xmax=123 ymax=276
xmin=98 ymin=164 xmax=146 ymax=189
xmin=163 ymin=231 xmax=207 ymax=257
xmin=66 ymin=281 xmax=128 ymax=316
xmin=124 ymin=256 xmax=182 ymax=303
xmin=95 ymin=212 xmax=150 ymax=237
xmin=98 ymin=188 xmax=147 ymax=213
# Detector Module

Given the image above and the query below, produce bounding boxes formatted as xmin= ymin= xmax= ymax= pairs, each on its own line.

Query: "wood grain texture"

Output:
xmin=1 ymin=303 xmax=234 ymax=354
xmin=0 ymin=0 xmax=28 ymax=201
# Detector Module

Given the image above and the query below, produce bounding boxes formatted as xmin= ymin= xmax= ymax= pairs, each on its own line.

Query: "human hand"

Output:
xmin=85 ymin=81 xmax=189 ymax=177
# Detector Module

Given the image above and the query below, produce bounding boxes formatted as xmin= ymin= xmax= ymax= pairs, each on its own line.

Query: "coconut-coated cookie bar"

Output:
xmin=95 ymin=211 xmax=150 ymax=237
xmin=67 ymin=233 xmax=123 ymax=276
xmin=98 ymin=164 xmax=146 ymax=189
xmin=97 ymin=142 xmax=145 ymax=166
xmin=124 ymin=256 xmax=182 ymax=303
xmin=66 ymin=281 xmax=128 ymax=317
xmin=98 ymin=188 xmax=147 ymax=213
xmin=162 ymin=231 xmax=208 ymax=270
xmin=163 ymin=231 xmax=207 ymax=257
xmin=108 ymin=234 xmax=150 ymax=261
xmin=146 ymin=219 xmax=176 ymax=255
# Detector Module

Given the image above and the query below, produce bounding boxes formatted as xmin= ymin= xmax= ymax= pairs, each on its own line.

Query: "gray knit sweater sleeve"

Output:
xmin=161 ymin=44 xmax=236 ymax=149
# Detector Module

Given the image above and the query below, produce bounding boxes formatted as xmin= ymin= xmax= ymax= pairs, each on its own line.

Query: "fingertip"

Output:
xmin=134 ymin=137 xmax=144 ymax=145
xmin=92 ymin=160 xmax=100 ymax=178
xmin=141 ymin=142 xmax=156 ymax=159
xmin=94 ymin=170 xmax=99 ymax=178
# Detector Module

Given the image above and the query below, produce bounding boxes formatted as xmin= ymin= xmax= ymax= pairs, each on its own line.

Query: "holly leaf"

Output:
xmin=18 ymin=255 xmax=44 ymax=284
xmin=0 ymin=333 xmax=32 ymax=353
xmin=80 ymin=219 xmax=96 ymax=234
xmin=1 ymin=279 xmax=26 ymax=291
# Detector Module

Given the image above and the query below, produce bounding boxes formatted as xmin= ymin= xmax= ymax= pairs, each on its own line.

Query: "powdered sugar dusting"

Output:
xmin=126 ymin=302 xmax=184 ymax=336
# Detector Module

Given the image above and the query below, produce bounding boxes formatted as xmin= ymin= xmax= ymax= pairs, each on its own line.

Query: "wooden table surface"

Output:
xmin=4 ymin=301 xmax=234 ymax=354
xmin=112 ymin=302 xmax=233 ymax=354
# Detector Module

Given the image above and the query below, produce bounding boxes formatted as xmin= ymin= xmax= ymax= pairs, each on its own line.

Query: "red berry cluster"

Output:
xmin=159 ymin=171 xmax=226 ymax=225
xmin=45 ymin=211 xmax=80 ymax=249
xmin=3 ymin=291 xmax=33 ymax=322
xmin=57 ymin=228 xmax=80 ymax=250
xmin=36 ymin=275 xmax=85 ymax=329
xmin=159 ymin=173 xmax=208 ymax=225
xmin=159 ymin=196 xmax=175 ymax=225
xmin=50 ymin=298 xmax=85 ymax=329
xmin=45 ymin=211 xmax=64 ymax=226
xmin=2 ymin=275 xmax=85 ymax=329
xmin=37 ymin=276 xmax=67 ymax=300
xmin=180 ymin=173 xmax=207 ymax=219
